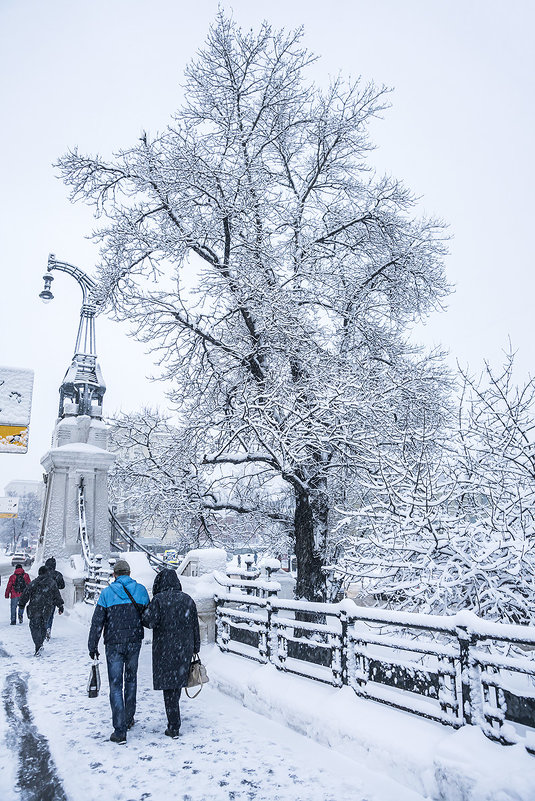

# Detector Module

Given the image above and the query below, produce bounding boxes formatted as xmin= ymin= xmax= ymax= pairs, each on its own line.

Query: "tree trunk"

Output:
xmin=294 ymin=487 xmax=328 ymax=602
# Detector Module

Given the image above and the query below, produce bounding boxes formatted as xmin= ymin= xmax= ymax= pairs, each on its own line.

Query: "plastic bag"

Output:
xmin=87 ymin=661 xmax=101 ymax=698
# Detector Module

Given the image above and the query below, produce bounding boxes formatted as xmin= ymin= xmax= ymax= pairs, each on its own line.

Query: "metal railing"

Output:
xmin=214 ymin=571 xmax=281 ymax=598
xmin=76 ymin=478 xmax=115 ymax=604
xmin=109 ymin=510 xmax=167 ymax=570
xmin=77 ymin=478 xmax=92 ymax=567
xmin=215 ymin=593 xmax=535 ymax=752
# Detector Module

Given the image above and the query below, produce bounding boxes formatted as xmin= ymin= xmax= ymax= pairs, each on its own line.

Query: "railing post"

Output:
xmin=437 ymin=656 xmax=459 ymax=722
xmin=266 ymin=601 xmax=272 ymax=663
xmin=214 ymin=595 xmax=220 ymax=649
xmin=214 ymin=595 xmax=230 ymax=652
xmin=273 ymin=620 xmax=287 ymax=670
xmin=340 ymin=610 xmax=348 ymax=686
xmin=269 ymin=604 xmax=279 ymax=667
xmin=457 ymin=624 xmax=481 ymax=726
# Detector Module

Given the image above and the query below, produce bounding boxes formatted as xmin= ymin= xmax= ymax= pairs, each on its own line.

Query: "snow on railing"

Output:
xmin=76 ymin=478 xmax=115 ymax=604
xmin=214 ymin=594 xmax=535 ymax=753
xmin=77 ymin=478 xmax=92 ymax=569
xmin=84 ymin=554 xmax=115 ymax=604
xmin=214 ymin=571 xmax=281 ymax=598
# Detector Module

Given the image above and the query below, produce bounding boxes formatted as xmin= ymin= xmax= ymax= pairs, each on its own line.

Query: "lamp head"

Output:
xmin=39 ymin=273 xmax=54 ymax=303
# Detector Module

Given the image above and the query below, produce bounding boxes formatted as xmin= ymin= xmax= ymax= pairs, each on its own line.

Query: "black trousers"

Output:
xmin=29 ymin=614 xmax=48 ymax=652
xmin=163 ymin=688 xmax=182 ymax=731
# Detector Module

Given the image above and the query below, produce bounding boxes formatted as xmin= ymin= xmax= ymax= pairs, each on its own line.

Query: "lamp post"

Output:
xmin=39 ymin=253 xmax=106 ymax=419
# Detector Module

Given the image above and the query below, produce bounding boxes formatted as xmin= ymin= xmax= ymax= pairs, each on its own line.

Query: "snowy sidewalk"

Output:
xmin=207 ymin=643 xmax=535 ymax=801
xmin=0 ymin=608 xmax=426 ymax=801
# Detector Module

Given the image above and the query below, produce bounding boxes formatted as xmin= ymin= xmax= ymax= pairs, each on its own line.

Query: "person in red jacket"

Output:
xmin=5 ymin=565 xmax=31 ymax=625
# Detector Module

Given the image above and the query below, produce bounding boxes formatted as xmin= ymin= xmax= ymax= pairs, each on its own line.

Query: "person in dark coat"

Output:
xmin=5 ymin=565 xmax=31 ymax=624
xmin=44 ymin=556 xmax=65 ymax=639
xmin=142 ymin=569 xmax=200 ymax=738
xmin=18 ymin=566 xmax=64 ymax=654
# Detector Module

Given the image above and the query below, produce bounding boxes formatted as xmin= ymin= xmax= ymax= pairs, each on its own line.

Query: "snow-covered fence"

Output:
xmin=214 ymin=595 xmax=535 ymax=752
xmin=214 ymin=571 xmax=281 ymax=599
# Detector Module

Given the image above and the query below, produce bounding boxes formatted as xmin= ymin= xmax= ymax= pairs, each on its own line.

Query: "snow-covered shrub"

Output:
xmin=331 ymin=351 xmax=535 ymax=623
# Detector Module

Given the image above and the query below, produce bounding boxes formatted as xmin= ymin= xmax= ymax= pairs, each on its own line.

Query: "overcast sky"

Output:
xmin=1 ymin=0 xmax=533 ymax=492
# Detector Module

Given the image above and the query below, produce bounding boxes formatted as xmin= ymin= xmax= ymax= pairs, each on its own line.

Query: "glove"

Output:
xmin=58 ymin=607 xmax=64 ymax=615
xmin=89 ymin=651 xmax=100 ymax=660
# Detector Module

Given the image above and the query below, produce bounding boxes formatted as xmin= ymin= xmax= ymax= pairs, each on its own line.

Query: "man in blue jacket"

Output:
xmin=88 ymin=559 xmax=149 ymax=744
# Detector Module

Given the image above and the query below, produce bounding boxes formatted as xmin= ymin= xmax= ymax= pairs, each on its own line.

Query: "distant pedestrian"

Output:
xmin=142 ymin=569 xmax=200 ymax=739
xmin=44 ymin=557 xmax=65 ymax=639
xmin=18 ymin=566 xmax=64 ymax=655
xmin=4 ymin=564 xmax=31 ymax=624
xmin=88 ymin=559 xmax=149 ymax=744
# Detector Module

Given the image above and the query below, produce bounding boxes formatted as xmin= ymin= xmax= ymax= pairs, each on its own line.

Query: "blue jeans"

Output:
xmin=10 ymin=597 xmax=23 ymax=624
xmin=105 ymin=642 xmax=141 ymax=736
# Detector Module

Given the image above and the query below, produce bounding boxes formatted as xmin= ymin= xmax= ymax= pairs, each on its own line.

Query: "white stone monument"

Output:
xmin=37 ymin=414 xmax=115 ymax=563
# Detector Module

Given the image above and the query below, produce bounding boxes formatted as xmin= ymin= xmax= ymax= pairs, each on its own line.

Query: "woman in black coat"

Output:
xmin=142 ymin=569 xmax=200 ymax=738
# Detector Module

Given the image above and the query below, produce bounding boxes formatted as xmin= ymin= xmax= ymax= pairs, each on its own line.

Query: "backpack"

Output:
xmin=13 ymin=573 xmax=26 ymax=594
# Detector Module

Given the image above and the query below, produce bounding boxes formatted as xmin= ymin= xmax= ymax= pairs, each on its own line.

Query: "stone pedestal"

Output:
xmin=36 ymin=414 xmax=115 ymax=565
xmin=195 ymin=596 xmax=216 ymax=644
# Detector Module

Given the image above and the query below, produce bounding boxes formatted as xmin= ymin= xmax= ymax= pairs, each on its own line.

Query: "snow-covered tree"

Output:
xmin=0 ymin=492 xmax=42 ymax=553
xmin=458 ymin=351 xmax=535 ymax=535
xmin=327 ymin=367 xmax=456 ymax=607
xmin=58 ymin=14 xmax=450 ymax=600
xmin=108 ymin=408 xmax=292 ymax=551
xmin=332 ymin=350 xmax=535 ymax=623
xmin=454 ymin=351 xmax=535 ymax=621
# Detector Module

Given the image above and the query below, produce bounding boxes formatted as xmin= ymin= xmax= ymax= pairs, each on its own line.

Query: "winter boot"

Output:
xmin=165 ymin=728 xmax=180 ymax=739
xmin=109 ymin=732 xmax=127 ymax=744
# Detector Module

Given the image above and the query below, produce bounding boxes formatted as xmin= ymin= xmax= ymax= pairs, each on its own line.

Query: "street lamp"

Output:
xmin=39 ymin=253 xmax=106 ymax=419
xmin=39 ymin=272 xmax=54 ymax=302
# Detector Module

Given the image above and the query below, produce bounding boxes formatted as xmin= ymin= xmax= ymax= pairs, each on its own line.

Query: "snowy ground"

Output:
xmin=0 ymin=555 xmax=15 ymax=577
xmin=0 ymin=607 xmax=427 ymax=801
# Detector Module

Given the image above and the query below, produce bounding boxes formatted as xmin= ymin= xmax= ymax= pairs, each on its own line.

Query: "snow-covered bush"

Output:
xmin=332 ymin=351 xmax=535 ymax=623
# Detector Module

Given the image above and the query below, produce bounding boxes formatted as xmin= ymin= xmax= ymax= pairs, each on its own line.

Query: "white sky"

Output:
xmin=1 ymin=0 xmax=533 ymax=491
